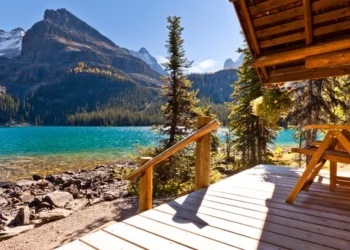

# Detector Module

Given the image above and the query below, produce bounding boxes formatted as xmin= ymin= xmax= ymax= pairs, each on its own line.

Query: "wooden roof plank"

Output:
xmin=260 ymin=31 xmax=305 ymax=48
xmin=256 ymin=6 xmax=350 ymax=39
xmin=305 ymin=49 xmax=350 ymax=69
xmin=312 ymin=0 xmax=350 ymax=12
xmin=314 ymin=6 xmax=350 ymax=25
xmin=252 ymin=37 xmax=350 ymax=67
xmin=314 ymin=20 xmax=350 ymax=37
xmin=249 ymin=0 xmax=302 ymax=16
xmin=256 ymin=19 xmax=304 ymax=38
xmin=252 ymin=6 xmax=304 ymax=27
xmin=303 ymin=0 xmax=313 ymax=45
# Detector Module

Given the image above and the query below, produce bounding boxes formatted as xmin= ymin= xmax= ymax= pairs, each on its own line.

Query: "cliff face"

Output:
xmin=189 ymin=69 xmax=238 ymax=103
xmin=128 ymin=47 xmax=167 ymax=75
xmin=223 ymin=54 xmax=244 ymax=69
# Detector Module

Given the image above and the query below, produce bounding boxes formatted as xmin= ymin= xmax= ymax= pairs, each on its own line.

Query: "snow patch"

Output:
xmin=0 ymin=28 xmax=25 ymax=58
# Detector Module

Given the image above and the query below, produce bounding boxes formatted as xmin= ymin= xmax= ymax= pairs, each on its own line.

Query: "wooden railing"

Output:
xmin=126 ymin=116 xmax=220 ymax=212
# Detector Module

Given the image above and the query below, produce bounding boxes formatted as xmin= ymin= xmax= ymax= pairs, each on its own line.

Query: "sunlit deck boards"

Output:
xmin=57 ymin=165 xmax=350 ymax=250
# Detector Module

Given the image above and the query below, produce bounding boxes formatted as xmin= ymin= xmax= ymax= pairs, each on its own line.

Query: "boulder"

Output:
xmin=65 ymin=198 xmax=88 ymax=211
xmin=0 ymin=182 xmax=12 ymax=188
xmin=43 ymin=191 xmax=73 ymax=208
xmin=0 ymin=225 xmax=34 ymax=241
xmin=0 ymin=197 xmax=8 ymax=207
xmin=39 ymin=209 xmax=72 ymax=222
xmin=45 ymin=175 xmax=57 ymax=183
xmin=20 ymin=191 xmax=35 ymax=204
xmin=37 ymin=201 xmax=52 ymax=210
xmin=15 ymin=206 xmax=30 ymax=226
xmin=16 ymin=180 xmax=37 ymax=187
xmin=32 ymin=174 xmax=42 ymax=181
xmin=36 ymin=179 xmax=51 ymax=187
xmin=104 ymin=191 xmax=120 ymax=201
xmin=0 ymin=214 xmax=14 ymax=227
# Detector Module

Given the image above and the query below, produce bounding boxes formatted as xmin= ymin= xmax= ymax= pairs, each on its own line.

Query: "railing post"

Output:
xmin=139 ymin=157 xmax=153 ymax=213
xmin=195 ymin=116 xmax=212 ymax=191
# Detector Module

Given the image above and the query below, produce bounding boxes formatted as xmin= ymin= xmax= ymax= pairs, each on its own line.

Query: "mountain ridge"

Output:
xmin=0 ymin=8 xmax=235 ymax=126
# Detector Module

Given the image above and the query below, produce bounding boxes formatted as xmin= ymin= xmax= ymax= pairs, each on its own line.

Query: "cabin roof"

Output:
xmin=230 ymin=0 xmax=350 ymax=84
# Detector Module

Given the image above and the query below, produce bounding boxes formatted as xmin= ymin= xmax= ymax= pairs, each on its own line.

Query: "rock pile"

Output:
xmin=0 ymin=164 xmax=135 ymax=241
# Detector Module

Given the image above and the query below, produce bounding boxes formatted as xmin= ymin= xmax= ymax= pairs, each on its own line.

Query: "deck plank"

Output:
xmin=139 ymin=209 xmax=282 ymax=250
xmin=56 ymin=165 xmax=350 ymax=250
xmin=169 ymin=197 xmax=350 ymax=241
xmin=124 ymin=214 xmax=238 ymax=250
xmin=55 ymin=240 xmax=95 ymax=250
xmin=103 ymin=222 xmax=191 ymax=250
xmin=80 ymin=230 xmax=144 ymax=250
xmin=152 ymin=205 xmax=344 ymax=250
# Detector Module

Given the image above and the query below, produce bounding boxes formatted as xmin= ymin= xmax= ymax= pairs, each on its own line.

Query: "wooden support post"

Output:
xmin=330 ymin=161 xmax=337 ymax=191
xmin=139 ymin=157 xmax=153 ymax=213
xmin=195 ymin=116 xmax=212 ymax=191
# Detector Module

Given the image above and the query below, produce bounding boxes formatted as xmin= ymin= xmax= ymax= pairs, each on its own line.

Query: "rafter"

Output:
xmin=252 ymin=37 xmax=350 ymax=68
xmin=265 ymin=65 xmax=350 ymax=84
xmin=237 ymin=0 xmax=269 ymax=80
xmin=303 ymin=0 xmax=313 ymax=45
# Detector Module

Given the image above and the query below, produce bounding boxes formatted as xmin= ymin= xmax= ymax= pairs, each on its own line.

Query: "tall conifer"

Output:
xmin=161 ymin=16 xmax=198 ymax=148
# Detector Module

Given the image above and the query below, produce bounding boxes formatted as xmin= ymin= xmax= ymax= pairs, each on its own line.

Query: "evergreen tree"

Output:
xmin=290 ymin=77 xmax=350 ymax=145
xmin=160 ymin=16 xmax=198 ymax=148
xmin=228 ymin=46 xmax=275 ymax=168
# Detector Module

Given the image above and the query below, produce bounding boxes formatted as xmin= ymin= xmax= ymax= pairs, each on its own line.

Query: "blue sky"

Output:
xmin=1 ymin=0 xmax=244 ymax=73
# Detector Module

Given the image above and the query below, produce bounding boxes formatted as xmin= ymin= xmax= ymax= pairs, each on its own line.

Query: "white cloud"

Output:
xmin=199 ymin=59 xmax=217 ymax=69
xmin=157 ymin=56 xmax=168 ymax=64
xmin=187 ymin=66 xmax=203 ymax=74
xmin=187 ymin=59 xmax=218 ymax=74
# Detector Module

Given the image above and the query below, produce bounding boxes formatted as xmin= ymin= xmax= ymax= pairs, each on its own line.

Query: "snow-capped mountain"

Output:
xmin=128 ymin=47 xmax=167 ymax=75
xmin=0 ymin=28 xmax=25 ymax=58
xmin=224 ymin=54 xmax=244 ymax=69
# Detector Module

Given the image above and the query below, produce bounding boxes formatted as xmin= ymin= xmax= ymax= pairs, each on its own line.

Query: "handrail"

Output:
xmin=127 ymin=119 xmax=220 ymax=180
xmin=304 ymin=124 xmax=350 ymax=130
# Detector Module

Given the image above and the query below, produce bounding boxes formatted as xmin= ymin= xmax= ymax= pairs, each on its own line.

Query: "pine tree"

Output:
xmin=228 ymin=46 xmax=275 ymax=168
xmin=290 ymin=77 xmax=350 ymax=145
xmin=160 ymin=16 xmax=198 ymax=148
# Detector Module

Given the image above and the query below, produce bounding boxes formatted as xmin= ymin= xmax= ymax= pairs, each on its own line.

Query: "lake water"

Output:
xmin=0 ymin=127 xmax=298 ymax=181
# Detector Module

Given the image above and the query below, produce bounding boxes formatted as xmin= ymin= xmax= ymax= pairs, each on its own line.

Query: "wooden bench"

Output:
xmin=286 ymin=125 xmax=350 ymax=204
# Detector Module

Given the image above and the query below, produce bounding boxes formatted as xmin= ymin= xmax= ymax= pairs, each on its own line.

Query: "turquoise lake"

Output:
xmin=0 ymin=127 xmax=298 ymax=181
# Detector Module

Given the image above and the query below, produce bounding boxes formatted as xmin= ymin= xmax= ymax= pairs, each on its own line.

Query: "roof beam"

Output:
xmin=303 ymin=0 xmax=313 ymax=45
xmin=252 ymin=37 xmax=350 ymax=68
xmin=238 ymin=0 xmax=260 ymax=56
xmin=266 ymin=65 xmax=350 ymax=84
xmin=238 ymin=0 xmax=268 ymax=80
xmin=305 ymin=49 xmax=350 ymax=69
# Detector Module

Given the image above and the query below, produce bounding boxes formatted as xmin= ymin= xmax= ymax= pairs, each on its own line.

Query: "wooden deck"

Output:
xmin=57 ymin=165 xmax=350 ymax=250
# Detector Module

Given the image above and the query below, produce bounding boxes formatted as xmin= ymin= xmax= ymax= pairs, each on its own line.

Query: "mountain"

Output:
xmin=0 ymin=8 xmax=237 ymax=126
xmin=0 ymin=9 xmax=164 ymax=125
xmin=0 ymin=28 xmax=25 ymax=58
xmin=128 ymin=47 xmax=167 ymax=75
xmin=223 ymin=54 xmax=244 ymax=69
xmin=189 ymin=69 xmax=238 ymax=103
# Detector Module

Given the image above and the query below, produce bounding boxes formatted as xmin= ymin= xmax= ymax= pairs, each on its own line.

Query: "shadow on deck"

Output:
xmin=57 ymin=165 xmax=350 ymax=250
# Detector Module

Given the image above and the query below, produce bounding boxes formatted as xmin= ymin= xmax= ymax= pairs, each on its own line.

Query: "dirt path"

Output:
xmin=0 ymin=197 xmax=169 ymax=250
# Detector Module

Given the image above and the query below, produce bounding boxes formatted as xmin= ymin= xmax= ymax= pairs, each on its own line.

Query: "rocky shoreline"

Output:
xmin=0 ymin=164 xmax=136 ymax=241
